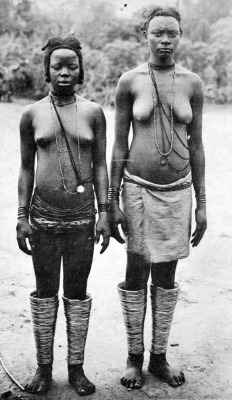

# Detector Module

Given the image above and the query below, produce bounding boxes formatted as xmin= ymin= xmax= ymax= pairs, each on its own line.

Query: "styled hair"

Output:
xmin=141 ymin=6 xmax=182 ymax=36
xmin=42 ymin=35 xmax=84 ymax=84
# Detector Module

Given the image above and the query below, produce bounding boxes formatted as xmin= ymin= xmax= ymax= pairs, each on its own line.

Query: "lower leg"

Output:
xmin=63 ymin=231 xmax=95 ymax=396
xmin=119 ymin=253 xmax=150 ymax=389
xmin=149 ymin=261 xmax=185 ymax=387
xmin=63 ymin=294 xmax=95 ymax=396
xmin=26 ymin=292 xmax=59 ymax=393
xmin=26 ymin=233 xmax=61 ymax=393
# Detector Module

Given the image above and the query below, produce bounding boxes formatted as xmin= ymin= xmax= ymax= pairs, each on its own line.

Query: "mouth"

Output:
xmin=58 ymin=81 xmax=71 ymax=86
xmin=159 ymin=48 xmax=172 ymax=52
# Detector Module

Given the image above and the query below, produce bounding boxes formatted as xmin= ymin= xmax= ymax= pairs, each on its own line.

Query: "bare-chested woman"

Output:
xmin=109 ymin=6 xmax=207 ymax=390
xmin=16 ymin=35 xmax=110 ymax=396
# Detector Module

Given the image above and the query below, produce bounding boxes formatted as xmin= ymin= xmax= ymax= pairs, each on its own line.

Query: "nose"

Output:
xmin=60 ymin=66 xmax=69 ymax=76
xmin=161 ymin=34 xmax=171 ymax=44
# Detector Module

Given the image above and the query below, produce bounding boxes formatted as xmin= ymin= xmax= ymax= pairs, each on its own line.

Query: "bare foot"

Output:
xmin=148 ymin=353 xmax=185 ymax=387
xmin=120 ymin=354 xmax=144 ymax=389
xmin=68 ymin=364 xmax=95 ymax=396
xmin=25 ymin=365 xmax=52 ymax=393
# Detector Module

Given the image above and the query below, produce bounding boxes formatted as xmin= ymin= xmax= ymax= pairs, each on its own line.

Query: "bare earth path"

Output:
xmin=0 ymin=101 xmax=232 ymax=399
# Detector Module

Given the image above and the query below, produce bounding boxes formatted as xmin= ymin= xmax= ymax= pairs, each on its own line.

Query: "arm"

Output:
xmin=16 ymin=107 xmax=36 ymax=255
xmin=187 ymin=75 xmax=207 ymax=247
xmin=109 ymin=74 xmax=132 ymax=243
xmin=92 ymin=105 xmax=110 ymax=254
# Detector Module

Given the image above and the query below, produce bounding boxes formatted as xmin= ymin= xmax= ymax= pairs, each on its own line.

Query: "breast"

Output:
xmin=173 ymin=102 xmax=193 ymax=125
xmin=35 ymin=134 xmax=55 ymax=148
xmin=133 ymin=97 xmax=154 ymax=123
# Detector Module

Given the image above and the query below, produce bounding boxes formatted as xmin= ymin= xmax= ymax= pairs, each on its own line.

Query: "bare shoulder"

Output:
xmin=176 ymin=64 xmax=203 ymax=92
xmin=118 ymin=63 xmax=148 ymax=90
xmin=76 ymin=95 xmax=105 ymax=122
xmin=20 ymin=96 xmax=49 ymax=123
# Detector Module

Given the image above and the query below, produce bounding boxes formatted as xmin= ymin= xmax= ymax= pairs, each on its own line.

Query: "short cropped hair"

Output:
xmin=42 ymin=35 xmax=84 ymax=84
xmin=141 ymin=6 xmax=182 ymax=36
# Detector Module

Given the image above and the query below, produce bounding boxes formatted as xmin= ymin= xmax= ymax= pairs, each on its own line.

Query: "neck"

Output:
xmin=49 ymin=90 xmax=76 ymax=106
xmin=149 ymin=55 xmax=175 ymax=70
xmin=148 ymin=61 xmax=175 ymax=71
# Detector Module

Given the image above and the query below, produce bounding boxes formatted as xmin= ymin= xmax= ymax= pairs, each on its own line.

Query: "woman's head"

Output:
xmin=141 ymin=6 xmax=182 ymax=62
xmin=141 ymin=6 xmax=182 ymax=37
xmin=42 ymin=35 xmax=84 ymax=84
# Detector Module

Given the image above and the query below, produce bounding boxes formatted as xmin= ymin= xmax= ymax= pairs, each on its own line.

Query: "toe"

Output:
xmin=120 ymin=377 xmax=126 ymax=386
xmin=169 ymin=378 xmax=179 ymax=387
xmin=78 ymin=387 xmax=87 ymax=396
xmin=87 ymin=383 xmax=95 ymax=395
xmin=134 ymin=381 xmax=142 ymax=389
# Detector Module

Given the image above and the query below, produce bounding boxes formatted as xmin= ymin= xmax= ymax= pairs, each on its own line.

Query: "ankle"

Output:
xmin=150 ymin=352 xmax=167 ymax=364
xmin=68 ymin=363 xmax=83 ymax=373
xmin=128 ymin=353 xmax=144 ymax=365
xmin=38 ymin=363 xmax=53 ymax=372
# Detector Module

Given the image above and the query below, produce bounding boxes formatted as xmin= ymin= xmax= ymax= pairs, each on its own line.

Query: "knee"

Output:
xmin=125 ymin=253 xmax=150 ymax=290
xmin=151 ymin=260 xmax=177 ymax=289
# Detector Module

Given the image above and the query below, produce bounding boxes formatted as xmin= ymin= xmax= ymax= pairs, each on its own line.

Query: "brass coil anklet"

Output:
xmin=150 ymin=283 xmax=180 ymax=354
xmin=63 ymin=294 xmax=92 ymax=365
xmin=30 ymin=291 xmax=59 ymax=365
xmin=118 ymin=282 xmax=147 ymax=355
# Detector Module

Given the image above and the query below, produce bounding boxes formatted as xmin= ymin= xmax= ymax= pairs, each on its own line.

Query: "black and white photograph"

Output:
xmin=0 ymin=0 xmax=232 ymax=399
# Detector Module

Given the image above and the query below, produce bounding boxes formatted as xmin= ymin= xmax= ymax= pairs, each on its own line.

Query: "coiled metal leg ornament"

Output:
xmin=117 ymin=282 xmax=147 ymax=355
xmin=63 ymin=294 xmax=92 ymax=365
xmin=150 ymin=283 xmax=180 ymax=354
xmin=29 ymin=291 xmax=59 ymax=365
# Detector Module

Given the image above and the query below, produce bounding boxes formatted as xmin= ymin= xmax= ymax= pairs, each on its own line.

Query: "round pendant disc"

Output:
xmin=77 ymin=185 xmax=85 ymax=193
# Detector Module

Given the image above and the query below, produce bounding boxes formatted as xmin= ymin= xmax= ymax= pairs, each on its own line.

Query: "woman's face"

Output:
xmin=49 ymin=48 xmax=80 ymax=94
xmin=146 ymin=16 xmax=181 ymax=61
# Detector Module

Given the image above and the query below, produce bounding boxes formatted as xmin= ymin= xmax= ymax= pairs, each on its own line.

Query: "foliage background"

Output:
xmin=0 ymin=0 xmax=232 ymax=105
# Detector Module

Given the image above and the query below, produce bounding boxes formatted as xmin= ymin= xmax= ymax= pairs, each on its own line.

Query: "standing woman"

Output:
xmin=16 ymin=36 xmax=110 ymax=396
xmin=109 ymin=7 xmax=207 ymax=390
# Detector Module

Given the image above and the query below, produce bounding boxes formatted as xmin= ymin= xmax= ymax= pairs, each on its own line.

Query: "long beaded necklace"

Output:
xmin=50 ymin=93 xmax=86 ymax=194
xmin=147 ymin=61 xmax=190 ymax=172
xmin=148 ymin=61 xmax=176 ymax=160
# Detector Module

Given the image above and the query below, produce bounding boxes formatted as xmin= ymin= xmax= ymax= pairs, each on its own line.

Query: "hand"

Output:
xmin=95 ymin=213 xmax=111 ymax=254
xmin=16 ymin=219 xmax=34 ymax=255
xmin=109 ymin=202 xmax=126 ymax=244
xmin=191 ymin=206 xmax=207 ymax=247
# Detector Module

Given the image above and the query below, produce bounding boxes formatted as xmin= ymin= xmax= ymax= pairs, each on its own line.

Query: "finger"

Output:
xmin=17 ymin=238 xmax=32 ymax=255
xmin=112 ymin=229 xmax=125 ymax=244
xmin=95 ymin=231 xmax=100 ymax=244
xmin=121 ymin=219 xmax=128 ymax=235
xmin=100 ymin=234 xmax=110 ymax=254
xmin=29 ymin=235 xmax=35 ymax=250
xmin=191 ymin=230 xmax=203 ymax=247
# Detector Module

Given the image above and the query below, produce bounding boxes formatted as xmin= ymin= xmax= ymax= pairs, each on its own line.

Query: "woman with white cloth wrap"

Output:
xmin=109 ymin=6 xmax=207 ymax=390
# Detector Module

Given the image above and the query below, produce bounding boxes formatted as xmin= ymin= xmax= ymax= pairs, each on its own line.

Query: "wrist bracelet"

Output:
xmin=108 ymin=187 xmax=120 ymax=202
xmin=98 ymin=203 xmax=109 ymax=213
xmin=17 ymin=206 xmax=29 ymax=219
xmin=196 ymin=190 xmax=206 ymax=204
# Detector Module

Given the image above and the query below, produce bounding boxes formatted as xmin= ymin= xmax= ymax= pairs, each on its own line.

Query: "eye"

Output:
xmin=51 ymin=65 xmax=60 ymax=70
xmin=153 ymin=32 xmax=162 ymax=37
xmin=69 ymin=65 xmax=79 ymax=70
xmin=169 ymin=31 xmax=179 ymax=38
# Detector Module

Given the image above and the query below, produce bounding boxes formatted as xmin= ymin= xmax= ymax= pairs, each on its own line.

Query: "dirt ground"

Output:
xmin=0 ymin=101 xmax=232 ymax=400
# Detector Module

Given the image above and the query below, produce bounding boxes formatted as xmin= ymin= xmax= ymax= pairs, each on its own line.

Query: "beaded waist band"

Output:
xmin=30 ymin=190 xmax=96 ymax=233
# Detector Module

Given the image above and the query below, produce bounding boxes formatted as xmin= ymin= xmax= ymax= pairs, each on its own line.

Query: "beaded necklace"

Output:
xmin=50 ymin=93 xmax=91 ymax=194
xmin=148 ymin=61 xmax=176 ymax=159
xmin=147 ymin=61 xmax=190 ymax=172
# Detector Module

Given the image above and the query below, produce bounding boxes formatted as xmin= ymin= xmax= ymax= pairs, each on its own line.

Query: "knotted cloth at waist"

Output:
xmin=123 ymin=168 xmax=192 ymax=191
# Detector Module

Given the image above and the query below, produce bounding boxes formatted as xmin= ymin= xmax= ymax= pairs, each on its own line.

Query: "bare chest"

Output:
xmin=32 ymin=104 xmax=94 ymax=149
xmin=132 ymin=74 xmax=193 ymax=125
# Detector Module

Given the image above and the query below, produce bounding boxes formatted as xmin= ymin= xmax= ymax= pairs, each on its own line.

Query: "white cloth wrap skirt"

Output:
xmin=122 ymin=169 xmax=192 ymax=264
